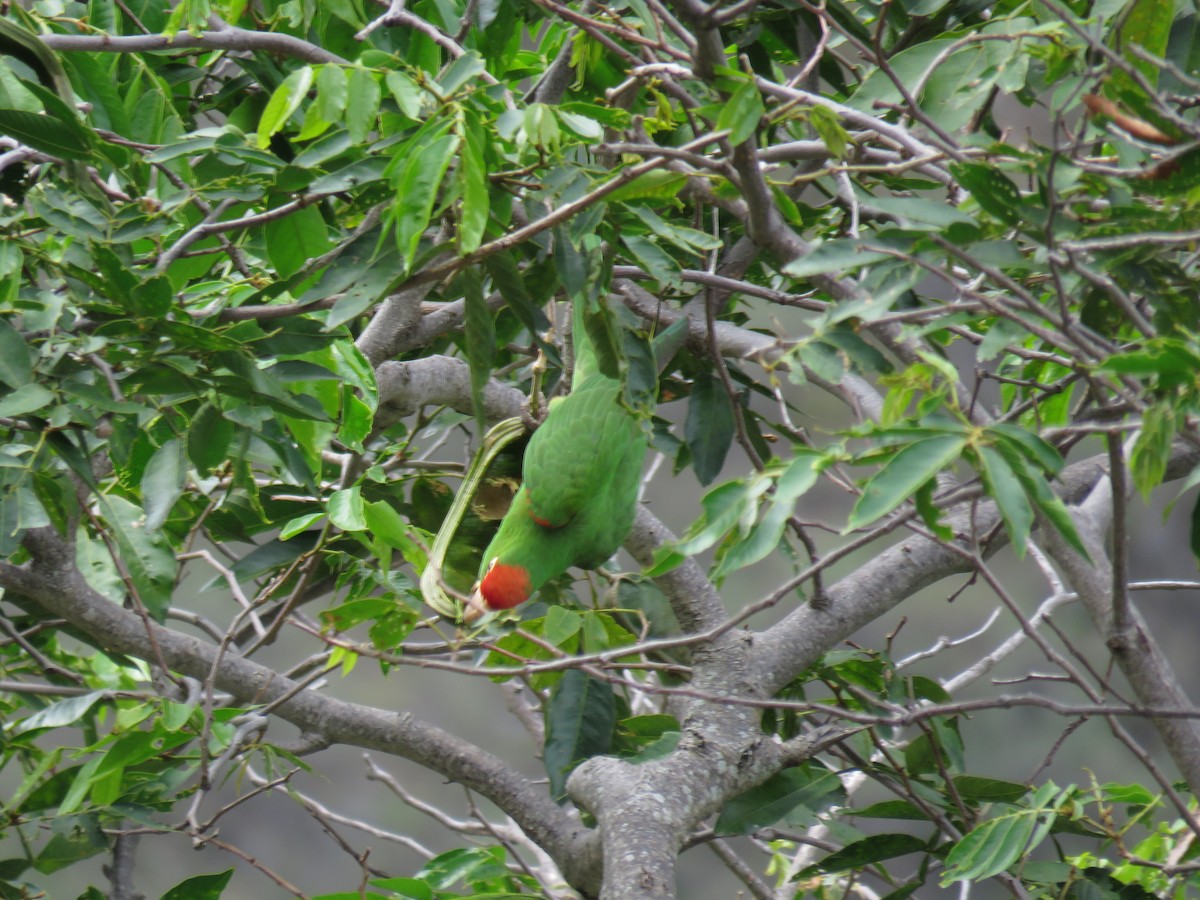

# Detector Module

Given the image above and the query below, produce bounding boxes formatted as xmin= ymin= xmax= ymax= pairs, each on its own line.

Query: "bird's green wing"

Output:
xmin=522 ymin=377 xmax=642 ymax=529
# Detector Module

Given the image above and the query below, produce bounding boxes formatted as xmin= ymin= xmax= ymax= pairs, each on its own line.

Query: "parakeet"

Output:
xmin=471 ymin=302 xmax=649 ymax=611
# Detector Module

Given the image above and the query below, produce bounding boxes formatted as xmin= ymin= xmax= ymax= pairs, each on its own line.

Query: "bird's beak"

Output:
xmin=462 ymin=584 xmax=489 ymax=624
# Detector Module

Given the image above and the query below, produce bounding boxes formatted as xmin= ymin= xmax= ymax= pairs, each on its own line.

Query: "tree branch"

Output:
xmin=43 ymin=27 xmax=349 ymax=65
xmin=752 ymin=445 xmax=1200 ymax=696
xmin=1040 ymin=477 xmax=1200 ymax=795
xmin=1 ymin=528 xmax=600 ymax=892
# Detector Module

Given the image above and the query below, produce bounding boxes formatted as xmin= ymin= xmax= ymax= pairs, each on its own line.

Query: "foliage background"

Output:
xmin=4 ymin=0 xmax=1200 ymax=898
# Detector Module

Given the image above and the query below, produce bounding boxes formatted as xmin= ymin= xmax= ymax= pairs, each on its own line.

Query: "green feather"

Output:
xmin=476 ymin=300 xmax=649 ymax=605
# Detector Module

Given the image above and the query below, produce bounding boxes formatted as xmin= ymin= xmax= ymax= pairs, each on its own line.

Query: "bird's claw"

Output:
xmin=520 ymin=394 xmax=548 ymax=431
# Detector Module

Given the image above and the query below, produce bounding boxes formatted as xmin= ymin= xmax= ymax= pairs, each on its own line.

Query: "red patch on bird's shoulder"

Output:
xmin=479 ymin=561 xmax=532 ymax=610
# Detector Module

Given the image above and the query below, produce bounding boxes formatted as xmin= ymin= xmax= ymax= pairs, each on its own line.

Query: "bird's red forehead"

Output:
xmin=479 ymin=561 xmax=532 ymax=610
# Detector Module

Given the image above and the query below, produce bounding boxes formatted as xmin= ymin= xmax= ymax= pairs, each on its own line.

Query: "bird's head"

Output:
xmin=475 ymin=557 xmax=533 ymax=610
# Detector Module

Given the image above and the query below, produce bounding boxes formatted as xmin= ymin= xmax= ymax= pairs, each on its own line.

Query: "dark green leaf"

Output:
xmin=802 ymin=833 xmax=929 ymax=875
xmin=977 ymin=445 xmax=1034 ymax=555
xmin=717 ymin=79 xmax=764 ymax=146
xmin=952 ymin=162 xmax=1023 ymax=225
xmin=394 ymin=130 xmax=458 ymax=270
xmin=0 ymin=107 xmax=93 ymax=160
xmin=847 ymin=434 xmax=966 ymax=530
xmin=953 ymin=775 xmax=1030 ymax=804
xmin=187 ymin=403 xmax=233 ymax=475
xmin=685 ymin=370 xmax=735 ymax=486
xmin=308 ymin=157 xmax=389 ymax=194
xmin=9 ymin=690 xmax=111 ymax=736
xmin=0 ymin=382 xmax=53 ymax=416
xmin=484 ymin=252 xmax=552 ymax=334
xmin=716 ymin=769 xmax=846 ymax=835
xmin=142 ymin=437 xmax=185 ymax=533
xmin=458 ymin=111 xmax=489 ymax=254
xmin=543 ymin=670 xmax=615 ymax=800
xmin=784 ymin=232 xmax=918 ymax=278
xmin=161 ymin=869 xmax=235 ymax=900
xmin=0 ymin=316 xmax=32 ymax=387
xmin=265 ymin=204 xmax=332 ymax=279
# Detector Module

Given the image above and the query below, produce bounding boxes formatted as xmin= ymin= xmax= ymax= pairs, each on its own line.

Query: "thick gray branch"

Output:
xmin=753 ymin=446 xmax=1200 ymax=695
xmin=358 ymin=286 xmax=431 ymax=366
xmin=1041 ymin=478 xmax=1200 ymax=794
xmin=375 ymin=355 xmax=526 ymax=427
xmin=43 ymin=28 xmax=348 ymax=65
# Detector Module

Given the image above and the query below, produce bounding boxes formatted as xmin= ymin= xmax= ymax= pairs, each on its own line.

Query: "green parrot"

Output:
xmin=470 ymin=301 xmax=649 ymax=612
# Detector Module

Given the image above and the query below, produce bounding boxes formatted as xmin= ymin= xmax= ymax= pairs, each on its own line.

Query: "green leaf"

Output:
xmin=187 ymin=403 xmax=233 ymax=476
xmin=985 ymin=423 xmax=1064 ymax=476
xmin=605 ymin=169 xmax=687 ymax=204
xmin=1130 ymin=402 xmax=1174 ymax=498
xmin=845 ymin=800 xmax=930 ymax=820
xmin=803 ymin=833 xmax=928 ymax=875
xmin=1115 ymin=0 xmax=1172 ymax=85
xmin=345 ymin=67 xmax=381 ymax=143
xmin=458 ymin=112 xmax=489 ymax=254
xmin=714 ymin=454 xmax=821 ymax=577
xmin=717 ymin=79 xmax=764 ymax=146
xmin=809 ymin=104 xmax=849 ymax=159
xmin=438 ymin=51 xmax=486 ymax=96
xmin=672 ymin=479 xmax=764 ymax=558
xmin=543 ymin=606 xmax=583 ymax=646
xmin=316 ymin=64 xmax=348 ymax=122
xmin=327 ymin=486 xmax=368 ymax=531
xmin=8 ymin=690 xmax=111 ymax=736
xmin=685 ymin=370 xmax=735 ymax=486
xmin=265 ymin=204 xmax=332 ymax=279
xmin=977 ymin=445 xmax=1034 ymax=556
xmin=141 ymin=437 xmax=186 ymax=533
xmin=993 ymin=442 xmax=1089 ymax=559
xmin=0 ymin=382 xmax=53 ymax=416
xmin=952 ymin=775 xmax=1030 ymax=804
xmin=0 ymin=108 xmax=93 ymax=160
xmin=130 ymin=274 xmax=173 ymax=318
xmin=0 ymin=316 xmax=32 ymax=387
xmin=941 ymin=784 xmax=1065 ymax=884
xmin=280 ymin=511 xmax=325 ymax=539
xmin=543 ymin=670 xmax=615 ymax=800
xmin=386 ymin=70 xmax=423 ymax=118
xmin=256 ymin=65 xmax=313 ymax=149
xmin=161 ymin=868 xmax=235 ymax=900
xmin=952 ymin=163 xmax=1023 ymax=225
xmin=784 ymin=232 xmax=918 ymax=278
xmin=394 ymin=130 xmax=458 ymax=270
xmin=97 ymin=494 xmax=177 ymax=620
xmin=484 ymin=252 xmax=552 ymax=334
xmin=716 ymin=769 xmax=846 ymax=835
xmin=847 ymin=434 xmax=966 ymax=530
xmin=309 ymin=157 xmax=389 ymax=194
xmin=622 ymin=234 xmax=681 ymax=289
xmin=34 ymin=818 xmax=106 ymax=873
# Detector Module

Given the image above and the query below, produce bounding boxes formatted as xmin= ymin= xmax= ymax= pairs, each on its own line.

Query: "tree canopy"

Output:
xmin=3 ymin=0 xmax=1200 ymax=898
